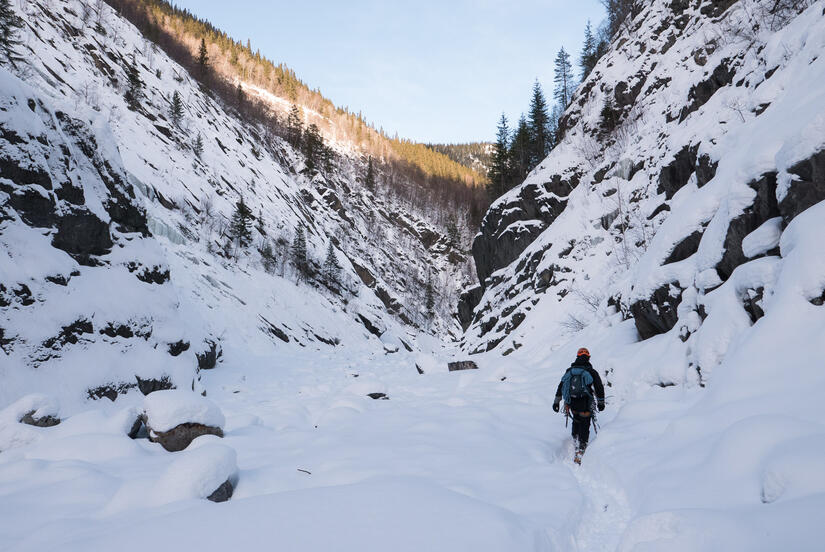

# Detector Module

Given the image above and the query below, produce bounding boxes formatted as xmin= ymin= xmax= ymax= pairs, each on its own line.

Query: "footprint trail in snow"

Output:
xmin=567 ymin=451 xmax=632 ymax=552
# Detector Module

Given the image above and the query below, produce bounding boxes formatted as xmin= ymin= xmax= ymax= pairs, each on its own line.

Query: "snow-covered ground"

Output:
xmin=4 ymin=314 xmax=823 ymax=550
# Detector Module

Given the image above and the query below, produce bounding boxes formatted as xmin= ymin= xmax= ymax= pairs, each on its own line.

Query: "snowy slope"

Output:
xmin=467 ymin=1 xmax=825 ymax=362
xmin=2 ymin=0 xmax=474 ymax=411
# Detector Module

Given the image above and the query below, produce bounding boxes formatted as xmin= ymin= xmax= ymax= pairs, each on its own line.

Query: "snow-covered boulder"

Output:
xmin=142 ymin=390 xmax=225 ymax=452
xmin=2 ymin=394 xmax=61 ymax=427
xmin=0 ymin=394 xmax=60 ymax=452
xmin=448 ymin=360 xmax=479 ymax=372
xmin=154 ymin=444 xmax=237 ymax=504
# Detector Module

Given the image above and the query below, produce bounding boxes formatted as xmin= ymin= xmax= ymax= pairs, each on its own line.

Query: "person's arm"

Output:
xmin=553 ymin=373 xmax=566 ymax=412
xmin=590 ymin=368 xmax=605 ymax=400
xmin=589 ymin=367 xmax=606 ymax=410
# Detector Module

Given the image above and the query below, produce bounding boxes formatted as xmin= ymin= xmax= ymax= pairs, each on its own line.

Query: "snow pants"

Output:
xmin=571 ymin=411 xmax=591 ymax=452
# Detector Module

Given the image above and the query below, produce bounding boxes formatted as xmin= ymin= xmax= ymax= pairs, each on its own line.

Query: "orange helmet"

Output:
xmin=577 ymin=347 xmax=590 ymax=358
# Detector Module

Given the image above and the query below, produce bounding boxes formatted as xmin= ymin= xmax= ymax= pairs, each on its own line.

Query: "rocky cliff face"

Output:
xmin=463 ymin=0 xmax=825 ymax=381
xmin=0 ymin=68 xmax=207 ymax=401
xmin=1 ymin=0 xmax=474 ymax=407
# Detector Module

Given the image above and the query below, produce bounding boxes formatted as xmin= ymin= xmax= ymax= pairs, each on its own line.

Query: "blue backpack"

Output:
xmin=562 ymin=367 xmax=593 ymax=404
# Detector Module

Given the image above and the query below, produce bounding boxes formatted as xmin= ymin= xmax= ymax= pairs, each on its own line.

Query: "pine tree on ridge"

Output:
xmin=322 ymin=241 xmax=340 ymax=287
xmin=230 ymin=196 xmax=253 ymax=249
xmin=554 ymin=47 xmax=574 ymax=109
xmin=170 ymin=90 xmax=184 ymax=127
xmin=124 ymin=57 xmax=144 ymax=110
xmin=487 ymin=113 xmax=511 ymax=200
xmin=365 ymin=156 xmax=376 ymax=191
xmin=528 ymin=80 xmax=550 ymax=170
xmin=197 ymin=38 xmax=209 ymax=75
xmin=0 ymin=0 xmax=24 ymax=67
xmin=580 ymin=20 xmax=598 ymax=79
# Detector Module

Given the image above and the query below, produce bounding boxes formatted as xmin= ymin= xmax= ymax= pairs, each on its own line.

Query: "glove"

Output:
xmin=552 ymin=398 xmax=560 ymax=413
xmin=597 ymin=400 xmax=605 ymax=412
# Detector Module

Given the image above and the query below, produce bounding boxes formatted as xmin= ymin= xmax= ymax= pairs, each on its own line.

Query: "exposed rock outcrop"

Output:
xmin=196 ymin=340 xmax=221 ymax=371
xmin=206 ymin=480 xmax=234 ymax=503
xmin=457 ymin=286 xmax=483 ymax=331
xmin=779 ymin=150 xmax=825 ymax=227
xmin=19 ymin=410 xmax=61 ymax=427
xmin=136 ymin=375 xmax=175 ymax=396
xmin=657 ymin=144 xmax=699 ymax=199
xmin=630 ymin=284 xmax=684 ymax=340
xmin=147 ymin=422 xmax=224 ymax=452
xmin=717 ymin=173 xmax=781 ymax=280
xmin=448 ymin=360 xmax=479 ymax=372
xmin=472 ymin=177 xmax=575 ymax=285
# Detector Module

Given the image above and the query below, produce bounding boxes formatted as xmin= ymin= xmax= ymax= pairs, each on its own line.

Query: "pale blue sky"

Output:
xmin=171 ymin=1 xmax=605 ymax=143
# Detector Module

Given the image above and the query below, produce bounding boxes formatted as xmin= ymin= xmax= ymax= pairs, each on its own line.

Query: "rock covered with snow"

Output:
xmin=154 ymin=444 xmax=237 ymax=503
xmin=0 ymin=394 xmax=60 ymax=452
xmin=447 ymin=360 xmax=479 ymax=372
xmin=142 ymin=390 xmax=225 ymax=451
xmin=0 ymin=394 xmax=60 ymax=427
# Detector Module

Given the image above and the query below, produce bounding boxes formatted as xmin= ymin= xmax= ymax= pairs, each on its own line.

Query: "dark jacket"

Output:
xmin=555 ymin=357 xmax=605 ymax=412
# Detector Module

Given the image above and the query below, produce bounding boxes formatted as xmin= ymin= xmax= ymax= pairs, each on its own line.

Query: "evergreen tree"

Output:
xmin=601 ymin=0 xmax=638 ymax=38
xmin=364 ymin=156 xmax=376 ymax=191
xmin=303 ymin=123 xmax=323 ymax=173
xmin=229 ymin=196 xmax=253 ymax=249
xmin=193 ymin=133 xmax=204 ymax=158
xmin=553 ymin=47 xmax=575 ymax=108
xmin=321 ymin=143 xmax=334 ymax=173
xmin=322 ymin=241 xmax=340 ymax=287
xmin=487 ymin=113 xmax=510 ymax=200
xmin=260 ymin=240 xmax=277 ymax=273
xmin=0 ymin=0 xmax=23 ymax=67
xmin=549 ymin=103 xmax=564 ymax=147
xmin=197 ymin=38 xmax=209 ymax=75
xmin=509 ymin=115 xmax=531 ymax=183
xmin=256 ymin=209 xmax=265 ymax=236
xmin=124 ymin=58 xmax=144 ymax=110
xmin=425 ymin=274 xmax=435 ymax=315
xmin=445 ymin=217 xmax=460 ymax=248
xmin=292 ymin=226 xmax=308 ymax=277
xmin=236 ymin=82 xmax=245 ymax=109
xmin=528 ymin=80 xmax=550 ymax=169
xmin=286 ymin=104 xmax=303 ymax=147
xmin=580 ymin=20 xmax=598 ymax=79
xmin=169 ymin=90 xmax=184 ymax=127
xmin=600 ymin=97 xmax=621 ymax=133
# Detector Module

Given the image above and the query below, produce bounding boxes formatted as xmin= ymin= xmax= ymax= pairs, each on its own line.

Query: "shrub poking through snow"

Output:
xmin=142 ymin=390 xmax=224 ymax=452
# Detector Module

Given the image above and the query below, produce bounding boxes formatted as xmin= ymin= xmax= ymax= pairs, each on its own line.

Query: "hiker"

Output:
xmin=552 ymin=347 xmax=605 ymax=464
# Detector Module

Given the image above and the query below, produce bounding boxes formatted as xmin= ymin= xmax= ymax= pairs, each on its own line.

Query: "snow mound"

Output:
xmin=742 ymin=217 xmax=783 ymax=259
xmin=413 ymin=353 xmax=442 ymax=374
xmin=25 ymin=432 xmax=145 ymax=464
xmin=143 ymin=390 xmax=225 ymax=433
xmin=77 ymin=477 xmax=550 ymax=551
xmin=0 ymin=394 xmax=60 ymax=452
xmin=0 ymin=393 xmax=59 ymax=423
xmin=154 ymin=444 xmax=237 ymax=504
